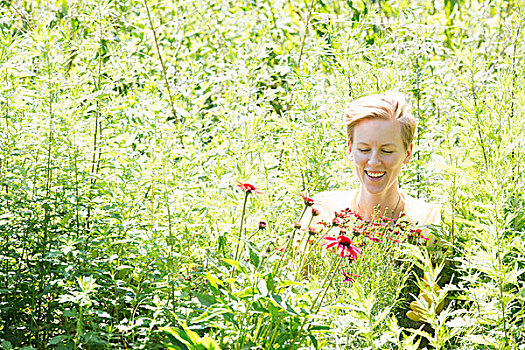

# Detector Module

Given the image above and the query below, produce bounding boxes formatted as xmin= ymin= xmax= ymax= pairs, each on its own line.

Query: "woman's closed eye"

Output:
xmin=358 ymin=149 xmax=393 ymax=154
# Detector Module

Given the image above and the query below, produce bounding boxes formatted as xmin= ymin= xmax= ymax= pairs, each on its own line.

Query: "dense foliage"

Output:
xmin=1 ymin=0 xmax=524 ymax=349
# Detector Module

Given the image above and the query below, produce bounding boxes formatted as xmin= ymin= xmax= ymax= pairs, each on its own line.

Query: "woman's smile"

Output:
xmin=365 ymin=170 xmax=386 ymax=179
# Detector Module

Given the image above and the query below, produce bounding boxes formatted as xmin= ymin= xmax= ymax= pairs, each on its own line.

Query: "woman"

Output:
xmin=301 ymin=92 xmax=443 ymax=326
xmin=303 ymin=92 xmax=439 ymax=240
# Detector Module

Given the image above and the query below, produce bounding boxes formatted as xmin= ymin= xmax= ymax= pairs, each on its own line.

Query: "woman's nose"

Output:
xmin=368 ymin=151 xmax=382 ymax=166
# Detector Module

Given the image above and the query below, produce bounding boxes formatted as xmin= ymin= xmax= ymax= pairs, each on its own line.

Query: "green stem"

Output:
xmin=143 ymin=0 xmax=179 ymax=123
xmin=312 ymin=257 xmax=343 ymax=314
xmin=234 ymin=192 xmax=250 ymax=261
xmin=272 ymin=205 xmax=308 ymax=277
xmin=294 ymin=214 xmax=315 ymax=279
xmin=266 ymin=315 xmax=283 ymax=349
xmin=289 ymin=257 xmax=343 ymax=350
xmin=285 ymin=0 xmax=316 ymax=112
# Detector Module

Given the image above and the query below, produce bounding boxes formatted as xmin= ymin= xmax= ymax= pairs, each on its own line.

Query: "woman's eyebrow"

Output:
xmin=356 ymin=142 xmax=397 ymax=147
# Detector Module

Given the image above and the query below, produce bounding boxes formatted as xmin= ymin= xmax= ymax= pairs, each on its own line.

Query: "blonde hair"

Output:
xmin=343 ymin=92 xmax=416 ymax=150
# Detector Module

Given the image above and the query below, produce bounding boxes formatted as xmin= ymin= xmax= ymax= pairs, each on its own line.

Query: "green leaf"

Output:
xmin=257 ymin=278 xmax=268 ymax=297
xmin=233 ymin=286 xmax=256 ymax=299
xmin=206 ymin=272 xmax=224 ymax=290
xmin=160 ymin=326 xmax=197 ymax=348
xmin=277 ymin=280 xmax=302 ymax=289
xmin=1 ymin=341 xmax=12 ymax=350
xmin=247 ymin=243 xmax=260 ymax=268
xmin=221 ymin=258 xmax=245 ymax=273
xmin=192 ymin=291 xmax=217 ymax=307
xmin=48 ymin=335 xmax=68 ymax=345
xmin=198 ymin=337 xmax=221 ymax=350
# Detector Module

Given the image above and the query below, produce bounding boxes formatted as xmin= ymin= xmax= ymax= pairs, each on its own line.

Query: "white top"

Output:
xmin=301 ymin=189 xmax=441 ymax=244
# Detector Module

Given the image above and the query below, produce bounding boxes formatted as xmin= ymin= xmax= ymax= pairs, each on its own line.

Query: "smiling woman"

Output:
xmin=302 ymin=92 xmax=439 ymax=240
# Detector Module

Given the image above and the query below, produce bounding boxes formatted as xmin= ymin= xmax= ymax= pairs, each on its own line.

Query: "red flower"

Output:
xmin=235 ymin=180 xmax=263 ymax=195
xmin=342 ymin=270 xmax=362 ymax=283
xmin=332 ymin=217 xmax=342 ymax=227
xmin=323 ymin=235 xmax=362 ymax=260
xmin=368 ymin=236 xmax=383 ymax=243
xmin=308 ymin=227 xmax=319 ymax=235
xmin=387 ymin=236 xmax=400 ymax=244
xmin=311 ymin=207 xmax=320 ymax=217
xmin=299 ymin=193 xmax=315 ymax=207
xmin=258 ymin=221 xmax=267 ymax=229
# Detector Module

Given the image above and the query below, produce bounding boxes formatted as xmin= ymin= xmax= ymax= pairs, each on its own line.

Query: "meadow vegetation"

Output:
xmin=0 ymin=0 xmax=524 ymax=349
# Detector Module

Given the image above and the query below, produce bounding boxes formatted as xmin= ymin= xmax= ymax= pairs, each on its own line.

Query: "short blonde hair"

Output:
xmin=343 ymin=92 xmax=416 ymax=150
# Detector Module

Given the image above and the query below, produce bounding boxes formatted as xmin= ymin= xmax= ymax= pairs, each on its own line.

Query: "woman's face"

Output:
xmin=349 ymin=118 xmax=413 ymax=196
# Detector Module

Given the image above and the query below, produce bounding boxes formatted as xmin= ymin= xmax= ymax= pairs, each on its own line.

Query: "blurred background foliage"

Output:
xmin=0 ymin=0 xmax=524 ymax=348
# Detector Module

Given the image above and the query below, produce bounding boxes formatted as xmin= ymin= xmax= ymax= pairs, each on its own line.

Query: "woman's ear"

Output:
xmin=347 ymin=140 xmax=354 ymax=161
xmin=403 ymin=143 xmax=414 ymax=164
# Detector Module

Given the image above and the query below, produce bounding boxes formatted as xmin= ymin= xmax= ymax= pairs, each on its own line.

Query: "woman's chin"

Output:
xmin=361 ymin=180 xmax=391 ymax=195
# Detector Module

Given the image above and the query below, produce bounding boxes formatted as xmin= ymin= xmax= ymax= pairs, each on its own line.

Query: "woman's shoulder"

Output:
xmin=299 ymin=189 xmax=357 ymax=230
xmin=312 ymin=189 xmax=358 ymax=219
xmin=402 ymin=191 xmax=441 ymax=226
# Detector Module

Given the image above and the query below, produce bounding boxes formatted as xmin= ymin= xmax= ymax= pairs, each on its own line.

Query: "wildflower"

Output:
xmin=323 ymin=235 xmax=362 ymax=260
xmin=235 ymin=180 xmax=263 ymax=195
xmin=342 ymin=270 xmax=362 ymax=283
xmin=352 ymin=226 xmax=364 ymax=236
xmin=258 ymin=221 xmax=267 ymax=230
xmin=293 ymin=221 xmax=302 ymax=229
xmin=368 ymin=236 xmax=383 ymax=243
xmin=299 ymin=193 xmax=315 ymax=207
xmin=308 ymin=227 xmax=319 ymax=236
xmin=387 ymin=236 xmax=401 ymax=244
xmin=311 ymin=207 xmax=320 ymax=217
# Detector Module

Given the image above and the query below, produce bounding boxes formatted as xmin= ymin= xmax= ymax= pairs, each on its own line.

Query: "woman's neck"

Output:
xmin=356 ymin=187 xmax=404 ymax=220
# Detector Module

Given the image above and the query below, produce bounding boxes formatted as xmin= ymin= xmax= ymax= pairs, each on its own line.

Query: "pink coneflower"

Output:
xmin=311 ymin=207 xmax=320 ymax=217
xmin=293 ymin=221 xmax=302 ymax=229
xmin=258 ymin=221 xmax=267 ymax=229
xmin=299 ymin=193 xmax=315 ymax=207
xmin=323 ymin=235 xmax=362 ymax=260
xmin=235 ymin=180 xmax=263 ymax=195
xmin=308 ymin=227 xmax=319 ymax=235
xmin=387 ymin=236 xmax=401 ymax=244
xmin=368 ymin=236 xmax=383 ymax=243
xmin=342 ymin=270 xmax=362 ymax=283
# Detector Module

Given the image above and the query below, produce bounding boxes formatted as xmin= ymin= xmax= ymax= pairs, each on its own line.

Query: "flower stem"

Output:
xmin=143 ymin=0 xmax=179 ymax=124
xmin=294 ymin=215 xmax=315 ymax=279
xmin=312 ymin=257 xmax=343 ymax=314
xmin=234 ymin=191 xmax=249 ymax=262
xmin=289 ymin=256 xmax=343 ymax=350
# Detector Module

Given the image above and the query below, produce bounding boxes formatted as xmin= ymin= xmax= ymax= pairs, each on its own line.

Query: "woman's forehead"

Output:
xmin=353 ymin=119 xmax=404 ymax=145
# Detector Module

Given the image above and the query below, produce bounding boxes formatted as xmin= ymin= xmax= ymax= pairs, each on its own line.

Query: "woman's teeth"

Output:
xmin=366 ymin=171 xmax=385 ymax=178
